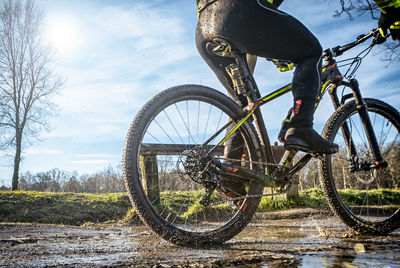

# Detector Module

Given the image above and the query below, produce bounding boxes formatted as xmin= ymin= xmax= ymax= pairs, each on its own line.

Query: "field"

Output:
xmin=1 ymin=188 xmax=399 ymax=225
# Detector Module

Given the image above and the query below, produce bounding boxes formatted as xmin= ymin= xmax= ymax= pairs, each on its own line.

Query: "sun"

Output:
xmin=44 ymin=15 xmax=82 ymax=55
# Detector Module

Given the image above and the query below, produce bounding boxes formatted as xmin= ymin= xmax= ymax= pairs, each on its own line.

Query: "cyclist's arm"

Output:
xmin=373 ymin=0 xmax=400 ymax=40
xmin=374 ymin=0 xmax=400 ymax=13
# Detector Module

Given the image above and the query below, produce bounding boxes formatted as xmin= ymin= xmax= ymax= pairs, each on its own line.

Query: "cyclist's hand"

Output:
xmin=378 ymin=7 xmax=400 ymax=40
xmin=271 ymin=59 xmax=294 ymax=72
xmin=389 ymin=21 xmax=400 ymax=40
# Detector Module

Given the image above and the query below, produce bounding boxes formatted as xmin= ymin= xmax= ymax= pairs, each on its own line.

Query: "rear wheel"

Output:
xmin=123 ymin=85 xmax=264 ymax=246
xmin=320 ymin=98 xmax=400 ymax=234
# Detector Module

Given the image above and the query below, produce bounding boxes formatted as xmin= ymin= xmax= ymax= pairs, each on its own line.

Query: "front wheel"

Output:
xmin=123 ymin=85 xmax=264 ymax=246
xmin=320 ymin=98 xmax=400 ymax=234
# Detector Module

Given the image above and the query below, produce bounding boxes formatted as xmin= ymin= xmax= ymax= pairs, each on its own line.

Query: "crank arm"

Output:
xmin=214 ymin=161 xmax=277 ymax=187
xmin=286 ymin=153 xmax=312 ymax=179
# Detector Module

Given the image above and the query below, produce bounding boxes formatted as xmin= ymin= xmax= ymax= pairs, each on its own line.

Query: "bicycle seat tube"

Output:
xmin=228 ymin=50 xmax=277 ymax=165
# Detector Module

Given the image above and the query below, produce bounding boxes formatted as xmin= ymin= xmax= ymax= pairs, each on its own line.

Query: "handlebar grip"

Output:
xmin=331 ymin=46 xmax=343 ymax=57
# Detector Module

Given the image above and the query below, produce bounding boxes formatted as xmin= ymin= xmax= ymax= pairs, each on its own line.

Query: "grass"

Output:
xmin=0 ymin=191 xmax=131 ymax=225
xmin=1 ymin=188 xmax=400 ymax=225
xmin=258 ymin=188 xmax=328 ymax=212
xmin=337 ymin=188 xmax=400 ymax=206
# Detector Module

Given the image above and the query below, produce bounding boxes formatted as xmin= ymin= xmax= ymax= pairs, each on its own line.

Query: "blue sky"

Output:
xmin=1 ymin=0 xmax=400 ymax=186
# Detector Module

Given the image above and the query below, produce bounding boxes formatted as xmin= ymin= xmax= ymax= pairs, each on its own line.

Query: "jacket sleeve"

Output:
xmin=374 ymin=0 xmax=400 ymax=13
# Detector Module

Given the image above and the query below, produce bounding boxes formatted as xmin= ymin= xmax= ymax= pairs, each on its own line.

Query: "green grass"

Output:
xmin=258 ymin=188 xmax=328 ymax=212
xmin=2 ymin=188 xmax=400 ymax=225
xmin=258 ymin=188 xmax=400 ymax=212
xmin=337 ymin=188 xmax=400 ymax=206
xmin=0 ymin=191 xmax=131 ymax=225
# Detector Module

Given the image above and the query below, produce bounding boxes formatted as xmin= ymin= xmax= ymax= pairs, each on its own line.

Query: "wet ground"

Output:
xmin=1 ymin=209 xmax=399 ymax=267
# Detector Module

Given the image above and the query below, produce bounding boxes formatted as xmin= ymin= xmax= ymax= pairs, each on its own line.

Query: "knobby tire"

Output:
xmin=123 ymin=85 xmax=264 ymax=246
xmin=320 ymin=98 xmax=400 ymax=234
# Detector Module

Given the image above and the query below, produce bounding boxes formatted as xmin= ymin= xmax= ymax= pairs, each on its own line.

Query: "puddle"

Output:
xmin=287 ymin=250 xmax=400 ymax=268
xmin=1 ymin=217 xmax=399 ymax=267
xmin=234 ymin=218 xmax=400 ymax=267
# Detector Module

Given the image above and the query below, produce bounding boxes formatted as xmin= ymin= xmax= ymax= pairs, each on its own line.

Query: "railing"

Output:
xmin=139 ymin=143 xmax=298 ymax=204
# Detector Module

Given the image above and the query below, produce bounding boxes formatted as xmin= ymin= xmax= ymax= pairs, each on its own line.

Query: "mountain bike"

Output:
xmin=123 ymin=29 xmax=400 ymax=247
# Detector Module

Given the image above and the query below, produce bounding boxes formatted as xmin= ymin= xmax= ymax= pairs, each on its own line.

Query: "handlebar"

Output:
xmin=323 ymin=29 xmax=386 ymax=63
xmin=330 ymin=29 xmax=385 ymax=57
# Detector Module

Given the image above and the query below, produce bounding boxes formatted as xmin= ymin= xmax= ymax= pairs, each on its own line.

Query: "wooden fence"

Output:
xmin=139 ymin=143 xmax=298 ymax=204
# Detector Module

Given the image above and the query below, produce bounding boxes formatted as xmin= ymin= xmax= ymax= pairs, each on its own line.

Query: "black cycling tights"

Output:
xmin=196 ymin=0 xmax=322 ymax=105
xmin=196 ymin=0 xmax=323 ymax=159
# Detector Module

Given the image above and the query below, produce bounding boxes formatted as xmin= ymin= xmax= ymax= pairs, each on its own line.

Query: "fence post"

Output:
xmin=139 ymin=155 xmax=160 ymax=205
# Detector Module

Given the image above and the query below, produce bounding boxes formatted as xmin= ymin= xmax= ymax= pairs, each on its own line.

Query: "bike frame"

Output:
xmin=210 ymin=29 xmax=387 ymax=182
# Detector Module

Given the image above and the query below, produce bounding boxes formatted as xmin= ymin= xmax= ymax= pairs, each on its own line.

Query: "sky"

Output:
xmin=1 ymin=0 xmax=400 ymax=186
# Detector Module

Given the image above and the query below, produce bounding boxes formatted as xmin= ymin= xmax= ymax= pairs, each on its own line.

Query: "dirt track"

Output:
xmin=1 ymin=209 xmax=400 ymax=267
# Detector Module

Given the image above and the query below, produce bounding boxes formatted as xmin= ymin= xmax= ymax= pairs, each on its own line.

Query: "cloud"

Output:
xmin=44 ymin=1 xmax=200 ymax=144
xmin=93 ymin=4 xmax=185 ymax=49
xmin=68 ymin=160 xmax=111 ymax=165
xmin=76 ymin=154 xmax=120 ymax=159
xmin=24 ymin=148 xmax=62 ymax=155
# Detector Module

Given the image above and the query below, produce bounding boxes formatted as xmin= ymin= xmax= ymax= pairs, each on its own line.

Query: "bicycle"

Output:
xmin=123 ymin=28 xmax=400 ymax=247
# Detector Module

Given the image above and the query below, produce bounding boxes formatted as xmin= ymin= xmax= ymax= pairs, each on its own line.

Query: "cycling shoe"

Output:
xmin=284 ymin=127 xmax=339 ymax=154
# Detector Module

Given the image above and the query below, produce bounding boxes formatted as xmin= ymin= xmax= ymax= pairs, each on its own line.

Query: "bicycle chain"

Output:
xmin=213 ymin=156 xmax=284 ymax=168
xmin=205 ymin=156 xmax=292 ymax=207
xmin=176 ymin=152 xmax=291 ymax=207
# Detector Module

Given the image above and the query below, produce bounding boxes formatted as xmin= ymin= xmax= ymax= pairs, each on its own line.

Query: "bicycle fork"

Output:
xmin=331 ymin=79 xmax=388 ymax=170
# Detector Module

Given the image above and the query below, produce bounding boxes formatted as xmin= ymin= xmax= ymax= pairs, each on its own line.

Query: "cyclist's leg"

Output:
xmin=197 ymin=0 xmax=337 ymax=154
xmin=195 ymin=31 xmax=247 ymax=197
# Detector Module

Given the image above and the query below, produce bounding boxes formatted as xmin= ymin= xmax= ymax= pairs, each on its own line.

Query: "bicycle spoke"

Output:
xmin=202 ymin=105 xmax=211 ymax=143
xmin=328 ymin=103 xmax=400 ymax=227
xmin=379 ymin=118 xmax=392 ymax=149
xmin=187 ymin=100 xmax=190 ymax=142
xmin=216 ymin=110 xmax=224 ymax=133
xmin=196 ymin=101 xmax=200 ymax=143
xmin=175 ymin=103 xmax=196 ymax=145
xmin=154 ymin=118 xmax=177 ymax=145
xmin=131 ymin=94 xmax=261 ymax=237
xmin=350 ymin=116 xmax=369 ymax=154
xmin=163 ymin=110 xmax=186 ymax=145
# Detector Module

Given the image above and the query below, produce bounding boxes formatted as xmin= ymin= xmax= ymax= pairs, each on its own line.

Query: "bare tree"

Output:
xmin=335 ymin=0 xmax=379 ymax=19
xmin=336 ymin=0 xmax=400 ymax=62
xmin=0 ymin=0 xmax=63 ymax=190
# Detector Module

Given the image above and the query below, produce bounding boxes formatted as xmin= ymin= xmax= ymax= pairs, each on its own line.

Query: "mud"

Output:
xmin=1 ymin=209 xmax=399 ymax=267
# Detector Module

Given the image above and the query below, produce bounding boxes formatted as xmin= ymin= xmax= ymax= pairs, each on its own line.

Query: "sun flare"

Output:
xmin=45 ymin=16 xmax=82 ymax=55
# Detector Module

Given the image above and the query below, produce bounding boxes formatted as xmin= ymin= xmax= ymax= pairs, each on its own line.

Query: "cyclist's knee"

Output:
xmin=292 ymin=39 xmax=322 ymax=65
xmin=313 ymin=41 xmax=323 ymax=60
xmin=293 ymin=44 xmax=322 ymax=65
